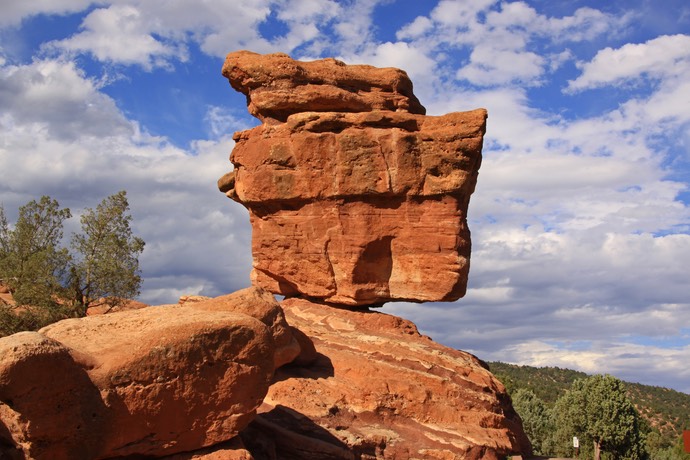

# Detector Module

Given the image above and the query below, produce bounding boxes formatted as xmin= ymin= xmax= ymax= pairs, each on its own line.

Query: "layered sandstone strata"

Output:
xmin=241 ymin=298 xmax=530 ymax=459
xmin=219 ymin=51 xmax=486 ymax=306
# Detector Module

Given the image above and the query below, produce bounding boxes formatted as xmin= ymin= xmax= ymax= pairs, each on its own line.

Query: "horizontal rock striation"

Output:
xmin=221 ymin=50 xmax=425 ymax=122
xmin=241 ymin=298 xmax=530 ymax=459
xmin=220 ymin=51 xmax=486 ymax=306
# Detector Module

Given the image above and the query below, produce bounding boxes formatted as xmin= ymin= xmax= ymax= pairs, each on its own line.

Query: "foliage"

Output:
xmin=627 ymin=383 xmax=690 ymax=442
xmin=69 ymin=191 xmax=145 ymax=316
xmin=0 ymin=192 xmax=145 ymax=336
xmin=552 ymin=374 xmax=647 ymax=460
xmin=0 ymin=304 xmax=71 ymax=337
xmin=511 ymin=388 xmax=553 ymax=455
xmin=0 ymin=196 xmax=72 ymax=308
xmin=490 ymin=362 xmax=690 ymax=459
xmin=489 ymin=361 xmax=588 ymax=405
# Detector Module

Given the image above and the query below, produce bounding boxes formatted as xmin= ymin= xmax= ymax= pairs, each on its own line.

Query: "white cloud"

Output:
xmin=204 ymin=106 xmax=253 ymax=140
xmin=0 ymin=0 xmax=93 ymax=27
xmin=40 ymin=0 xmax=309 ymax=69
xmin=456 ymin=45 xmax=544 ymax=86
xmin=396 ymin=15 xmax=433 ymax=39
xmin=0 ymin=58 xmax=132 ymax=140
xmin=429 ymin=0 xmax=496 ymax=28
xmin=396 ymin=1 xmax=624 ymax=88
xmin=48 ymin=4 xmax=185 ymax=70
xmin=340 ymin=41 xmax=436 ymax=85
xmin=568 ymin=34 xmax=690 ymax=92
xmin=544 ymin=7 xmax=618 ymax=42
xmin=500 ymin=340 xmax=690 ymax=393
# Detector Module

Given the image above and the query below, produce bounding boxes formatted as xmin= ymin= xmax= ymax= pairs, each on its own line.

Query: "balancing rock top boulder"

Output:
xmin=220 ymin=51 xmax=486 ymax=306
xmin=221 ymin=50 xmax=425 ymax=122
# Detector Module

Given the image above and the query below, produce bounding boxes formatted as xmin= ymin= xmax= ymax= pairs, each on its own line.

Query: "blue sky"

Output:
xmin=1 ymin=0 xmax=689 ymax=393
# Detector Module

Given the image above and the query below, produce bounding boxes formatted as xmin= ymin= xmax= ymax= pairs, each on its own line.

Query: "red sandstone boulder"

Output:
xmin=222 ymin=50 xmax=425 ymax=122
xmin=85 ymin=298 xmax=149 ymax=315
xmin=161 ymin=436 xmax=254 ymax=460
xmin=191 ymin=287 xmax=301 ymax=368
xmin=38 ymin=306 xmax=274 ymax=458
xmin=179 ymin=294 xmax=212 ymax=305
xmin=219 ymin=52 xmax=486 ymax=307
xmin=0 ymin=332 xmax=105 ymax=460
xmin=0 ymin=305 xmax=276 ymax=459
xmin=239 ymin=298 xmax=530 ymax=459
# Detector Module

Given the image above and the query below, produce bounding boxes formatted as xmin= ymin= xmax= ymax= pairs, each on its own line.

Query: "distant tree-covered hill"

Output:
xmin=488 ymin=361 xmax=690 ymax=451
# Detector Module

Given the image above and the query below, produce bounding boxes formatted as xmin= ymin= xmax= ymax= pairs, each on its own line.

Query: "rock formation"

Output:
xmin=214 ymin=51 xmax=528 ymax=459
xmin=244 ymin=298 xmax=529 ymax=459
xmin=0 ymin=288 xmax=284 ymax=459
xmin=219 ymin=50 xmax=486 ymax=306
xmin=0 ymin=52 xmax=530 ymax=460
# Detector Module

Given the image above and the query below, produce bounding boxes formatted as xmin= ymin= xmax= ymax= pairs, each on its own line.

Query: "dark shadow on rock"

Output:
xmin=0 ymin=419 xmax=24 ymax=460
xmin=352 ymin=236 xmax=393 ymax=289
xmin=272 ymin=352 xmax=334 ymax=384
xmin=241 ymin=405 xmax=355 ymax=460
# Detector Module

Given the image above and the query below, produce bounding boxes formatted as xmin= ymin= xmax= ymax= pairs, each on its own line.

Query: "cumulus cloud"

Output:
xmin=568 ymin=34 xmax=690 ymax=92
xmin=0 ymin=0 xmax=93 ymax=27
xmin=0 ymin=58 xmax=132 ymax=140
xmin=47 ymin=4 xmax=185 ymax=70
xmin=397 ymin=1 xmax=625 ymax=88
xmin=500 ymin=341 xmax=690 ymax=393
xmin=456 ymin=45 xmax=544 ymax=86
xmin=37 ymin=0 xmax=374 ymax=70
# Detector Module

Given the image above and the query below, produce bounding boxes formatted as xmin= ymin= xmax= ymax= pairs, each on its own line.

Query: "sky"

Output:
xmin=1 ymin=0 xmax=689 ymax=393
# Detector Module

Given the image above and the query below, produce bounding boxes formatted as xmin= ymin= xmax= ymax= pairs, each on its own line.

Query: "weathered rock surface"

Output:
xmin=0 ymin=331 xmax=103 ymax=460
xmin=220 ymin=51 xmax=486 ymax=306
xmin=191 ymin=286 xmax=301 ymax=368
xmin=161 ymin=436 xmax=254 ymax=460
xmin=85 ymin=298 xmax=149 ymax=315
xmin=0 ymin=291 xmax=278 ymax=459
xmin=240 ymin=298 xmax=530 ymax=460
xmin=222 ymin=50 xmax=425 ymax=123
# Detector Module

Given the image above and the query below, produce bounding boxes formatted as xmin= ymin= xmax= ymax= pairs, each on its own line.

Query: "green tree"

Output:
xmin=0 ymin=196 xmax=71 ymax=307
xmin=511 ymin=388 xmax=554 ymax=456
xmin=553 ymin=374 xmax=648 ymax=460
xmin=69 ymin=191 xmax=145 ymax=315
xmin=646 ymin=432 xmax=690 ymax=460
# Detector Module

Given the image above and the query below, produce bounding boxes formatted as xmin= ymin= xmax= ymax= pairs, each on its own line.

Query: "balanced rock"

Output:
xmin=241 ymin=298 xmax=530 ymax=459
xmin=220 ymin=51 xmax=486 ymax=306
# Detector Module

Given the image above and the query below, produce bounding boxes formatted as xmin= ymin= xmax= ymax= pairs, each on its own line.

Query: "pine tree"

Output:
xmin=69 ymin=191 xmax=145 ymax=315
xmin=511 ymin=388 xmax=553 ymax=455
xmin=553 ymin=374 xmax=648 ymax=460
xmin=0 ymin=196 xmax=71 ymax=307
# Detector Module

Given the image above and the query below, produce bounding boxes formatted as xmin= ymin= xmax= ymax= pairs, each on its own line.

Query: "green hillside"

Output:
xmin=488 ymin=361 xmax=690 ymax=457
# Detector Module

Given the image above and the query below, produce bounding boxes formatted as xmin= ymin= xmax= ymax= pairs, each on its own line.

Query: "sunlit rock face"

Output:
xmin=219 ymin=50 xmax=486 ymax=306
